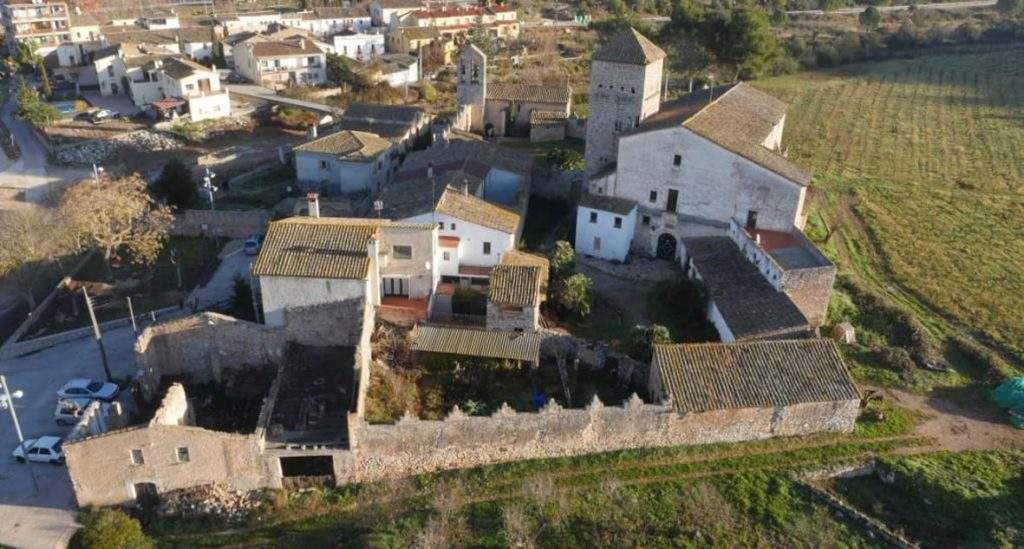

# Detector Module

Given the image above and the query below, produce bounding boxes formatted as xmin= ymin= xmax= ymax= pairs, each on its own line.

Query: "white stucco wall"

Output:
xmin=260 ymin=275 xmax=369 ymax=327
xmin=575 ymin=204 xmax=636 ymax=262
xmin=332 ymin=33 xmax=384 ymax=61
xmin=404 ymin=212 xmax=514 ymax=269
xmin=188 ymin=92 xmax=231 ymax=121
xmin=295 ymin=151 xmax=388 ymax=195
xmin=612 ymin=127 xmax=806 ymax=234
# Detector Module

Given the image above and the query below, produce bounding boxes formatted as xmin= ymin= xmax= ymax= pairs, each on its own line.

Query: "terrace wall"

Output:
xmin=170 ymin=209 xmax=270 ymax=238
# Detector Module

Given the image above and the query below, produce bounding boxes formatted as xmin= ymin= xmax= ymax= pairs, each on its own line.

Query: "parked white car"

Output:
xmin=56 ymin=379 xmax=119 ymax=402
xmin=54 ymin=398 xmax=109 ymax=426
xmin=12 ymin=436 xmax=65 ymax=465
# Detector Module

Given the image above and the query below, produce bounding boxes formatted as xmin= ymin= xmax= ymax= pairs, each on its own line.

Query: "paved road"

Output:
xmin=0 ymin=82 xmax=91 ymax=203
xmin=0 ymin=325 xmax=139 ymax=548
xmin=226 ymin=84 xmax=341 ymax=116
xmin=787 ymin=0 xmax=995 ymax=14
xmin=189 ymin=240 xmax=255 ymax=310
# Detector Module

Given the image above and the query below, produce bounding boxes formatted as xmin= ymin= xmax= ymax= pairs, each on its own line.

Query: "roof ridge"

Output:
xmin=681 ymin=82 xmax=741 ymax=127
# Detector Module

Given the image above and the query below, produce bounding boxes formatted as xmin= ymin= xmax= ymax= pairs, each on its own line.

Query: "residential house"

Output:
xmin=334 ymin=102 xmax=428 ymax=154
xmin=385 ymin=25 xmax=439 ymax=56
xmin=251 ymin=211 xmax=439 ymax=326
xmin=137 ymin=57 xmax=230 ymax=121
xmin=101 ymin=27 xmax=219 ymax=62
xmin=487 ymin=251 xmax=549 ymax=332
xmin=218 ymin=31 xmax=257 ymax=67
xmin=402 ymin=4 xmax=518 ymax=41
xmin=92 ymin=42 xmax=176 ymax=96
xmin=331 ymin=28 xmax=384 ymax=61
xmin=234 ymin=34 xmax=327 ymax=89
xmin=361 ymin=52 xmax=418 ymax=87
xmin=575 ymin=194 xmax=637 ymax=262
xmin=218 ymin=10 xmax=285 ymax=35
xmin=369 ymin=0 xmax=424 ymax=28
xmin=1 ymin=0 xmax=71 ymax=55
xmin=285 ymin=7 xmax=372 ymax=37
xmin=294 ymin=130 xmax=393 ymax=195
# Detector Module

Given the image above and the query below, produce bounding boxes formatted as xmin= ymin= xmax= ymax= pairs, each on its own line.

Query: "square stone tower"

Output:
xmin=456 ymin=44 xmax=488 ymax=133
xmin=583 ymin=28 xmax=666 ymax=177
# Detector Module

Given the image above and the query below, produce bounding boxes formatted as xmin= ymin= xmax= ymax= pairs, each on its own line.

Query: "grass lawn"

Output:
xmin=831 ymin=451 xmax=1024 ymax=547
xmin=556 ymin=291 xmax=633 ymax=347
xmin=206 ymin=165 xmax=296 ymax=211
xmin=753 ymin=46 xmax=1024 ymax=384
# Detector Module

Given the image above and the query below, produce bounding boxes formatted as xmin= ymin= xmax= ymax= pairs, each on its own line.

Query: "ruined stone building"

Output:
xmin=455 ymin=44 xmax=571 ymax=138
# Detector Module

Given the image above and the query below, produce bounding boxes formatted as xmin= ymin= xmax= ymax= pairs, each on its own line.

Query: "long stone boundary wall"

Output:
xmin=171 ymin=210 xmax=270 ymax=239
xmin=342 ymin=395 xmax=860 ymax=484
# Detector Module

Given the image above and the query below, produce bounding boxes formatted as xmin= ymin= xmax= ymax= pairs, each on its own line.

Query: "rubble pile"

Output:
xmin=157 ymin=483 xmax=263 ymax=522
xmin=56 ymin=130 xmax=183 ymax=164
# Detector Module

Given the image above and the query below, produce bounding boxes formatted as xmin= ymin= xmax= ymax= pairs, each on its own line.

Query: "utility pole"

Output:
xmin=1 ymin=375 xmax=38 ymax=495
xmin=126 ymin=296 xmax=138 ymax=336
xmin=82 ymin=288 xmax=113 ymax=383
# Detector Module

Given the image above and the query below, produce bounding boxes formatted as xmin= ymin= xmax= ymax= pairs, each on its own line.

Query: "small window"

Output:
xmin=483 ymin=242 xmax=491 ymax=255
xmin=589 ymin=212 xmax=598 ymax=224
xmin=442 ymin=251 xmax=451 ymax=261
xmin=673 ymin=154 xmax=682 ymax=167
xmin=593 ymin=236 xmax=601 ymax=250
xmin=631 ymin=87 xmax=636 ymax=93
xmin=649 ymin=191 xmax=657 ymax=203
xmin=642 ymin=215 xmax=651 ymax=225
xmin=438 ymin=221 xmax=444 ymax=230
xmin=319 ymin=160 xmax=329 ymax=170
xmin=393 ymin=245 xmax=412 ymax=259
xmin=614 ymin=217 xmax=622 ymax=229
xmin=176 ymin=447 xmax=190 ymax=463
xmin=130 ymin=449 xmax=145 ymax=465
xmin=450 ymin=223 xmax=456 ymax=230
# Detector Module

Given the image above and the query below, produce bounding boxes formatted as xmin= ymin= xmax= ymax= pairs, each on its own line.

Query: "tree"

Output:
xmin=59 ymin=175 xmax=174 ymax=273
xmin=415 ymin=79 xmax=437 ymax=102
xmin=228 ymin=274 xmax=254 ymax=320
xmin=152 ymin=157 xmax=198 ymax=209
xmin=71 ymin=508 xmax=153 ymax=549
xmin=555 ymin=273 xmax=592 ymax=317
xmin=37 ymin=58 xmax=52 ymax=98
xmin=14 ymin=40 xmax=39 ymax=69
xmin=714 ymin=7 xmax=781 ymax=79
xmin=14 ymin=78 xmax=59 ymax=128
xmin=548 ymin=240 xmax=575 ymax=281
xmin=996 ymin=0 xmax=1024 ymax=14
xmin=627 ymin=324 xmax=671 ymax=362
xmin=859 ymin=6 xmax=881 ymax=30
xmin=325 ymin=52 xmax=353 ymax=86
xmin=0 ymin=207 xmax=69 ymax=309
xmin=545 ymin=148 xmax=584 ymax=171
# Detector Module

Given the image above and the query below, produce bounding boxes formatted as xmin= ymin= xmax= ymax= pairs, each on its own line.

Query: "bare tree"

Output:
xmin=0 ymin=207 xmax=69 ymax=309
xmin=58 ymin=174 xmax=174 ymax=274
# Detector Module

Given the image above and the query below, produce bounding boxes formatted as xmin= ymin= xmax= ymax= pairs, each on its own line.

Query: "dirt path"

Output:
xmin=873 ymin=386 xmax=1024 ymax=452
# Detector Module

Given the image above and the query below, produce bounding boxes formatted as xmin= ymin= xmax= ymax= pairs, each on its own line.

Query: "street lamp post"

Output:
xmin=91 ymin=163 xmax=104 ymax=182
xmin=203 ymin=168 xmax=217 ymax=211
xmin=0 ymin=375 xmax=38 ymax=495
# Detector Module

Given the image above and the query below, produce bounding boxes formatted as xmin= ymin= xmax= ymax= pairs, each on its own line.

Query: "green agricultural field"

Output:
xmin=755 ymin=46 xmax=1024 ymax=364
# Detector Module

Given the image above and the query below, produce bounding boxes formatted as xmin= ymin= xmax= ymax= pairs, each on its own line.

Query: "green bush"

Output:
xmin=415 ymin=80 xmax=437 ymax=102
xmin=555 ymin=273 xmax=592 ymax=317
xmin=152 ymin=157 xmax=198 ymax=209
xmin=71 ymin=508 xmax=153 ymax=549
xmin=545 ymin=148 xmax=584 ymax=171
xmin=627 ymin=324 xmax=671 ymax=362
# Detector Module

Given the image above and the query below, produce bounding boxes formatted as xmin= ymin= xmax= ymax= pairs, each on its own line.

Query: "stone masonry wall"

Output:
xmin=343 ymin=396 xmax=860 ymax=484
xmin=135 ymin=313 xmax=288 ymax=401
xmin=782 ymin=266 xmax=836 ymax=328
xmin=486 ymin=302 xmax=539 ymax=332
xmin=171 ymin=209 xmax=270 ymax=239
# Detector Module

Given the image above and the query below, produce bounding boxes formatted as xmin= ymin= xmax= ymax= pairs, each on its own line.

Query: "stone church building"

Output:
xmin=455 ymin=44 xmax=571 ymax=138
xmin=575 ymin=29 xmax=836 ymax=337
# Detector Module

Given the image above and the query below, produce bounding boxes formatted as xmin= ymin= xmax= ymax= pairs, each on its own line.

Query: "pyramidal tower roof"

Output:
xmin=592 ymin=28 xmax=666 ymax=65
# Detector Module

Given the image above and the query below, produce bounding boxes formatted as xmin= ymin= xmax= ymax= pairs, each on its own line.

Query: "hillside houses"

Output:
xmin=234 ymin=34 xmax=327 ymax=89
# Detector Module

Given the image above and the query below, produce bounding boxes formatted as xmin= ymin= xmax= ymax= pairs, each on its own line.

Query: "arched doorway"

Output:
xmin=656 ymin=233 xmax=677 ymax=260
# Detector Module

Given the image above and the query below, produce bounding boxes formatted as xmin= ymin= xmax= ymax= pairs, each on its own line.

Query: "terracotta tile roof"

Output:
xmin=593 ymin=28 xmax=665 ymax=65
xmin=683 ymin=236 xmax=810 ymax=340
xmin=304 ymin=6 xmax=370 ymax=19
xmin=342 ymin=102 xmax=423 ymax=125
xmin=635 ymin=83 xmax=811 ymax=186
xmin=412 ymin=325 xmax=541 ymax=363
xmin=161 ymin=57 xmax=214 ymax=80
xmin=489 ymin=265 xmax=542 ymax=307
xmin=398 ymin=26 xmax=440 ymax=41
xmin=294 ymin=130 xmax=391 ymax=161
xmin=249 ymin=36 xmax=323 ymax=57
xmin=579 ymin=193 xmax=636 ymax=215
xmin=529 ymin=110 xmax=568 ymax=124
xmin=500 ymin=249 xmax=549 ymax=298
xmin=486 ymin=82 xmax=569 ymax=105
xmin=398 ymin=140 xmax=534 ymax=179
xmin=251 ymin=217 xmax=378 ymax=279
xmin=437 ymin=187 xmax=521 ymax=234
xmin=376 ymin=0 xmax=424 ymax=8
xmin=438 ymin=235 xmax=460 ymax=248
xmin=654 ymin=339 xmax=861 ymax=413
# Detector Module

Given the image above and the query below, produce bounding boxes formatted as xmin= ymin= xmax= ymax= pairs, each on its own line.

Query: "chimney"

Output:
xmin=307 ymin=192 xmax=320 ymax=218
xmin=427 ymin=161 xmax=433 ymax=179
xmin=755 ymin=233 xmax=761 ymax=246
xmin=462 ymin=181 xmax=469 ymax=195
xmin=299 ymin=38 xmax=306 ymax=49
xmin=308 ymin=123 xmax=318 ymax=138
